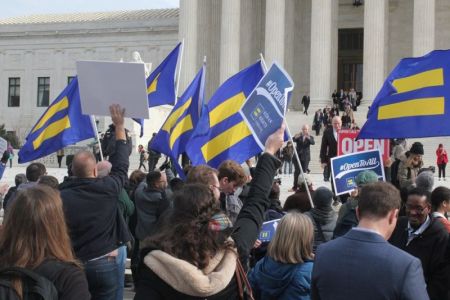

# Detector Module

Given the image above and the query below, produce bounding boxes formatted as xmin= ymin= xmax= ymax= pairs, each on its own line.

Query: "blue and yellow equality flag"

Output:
xmin=18 ymin=77 xmax=95 ymax=163
xmin=134 ymin=42 xmax=181 ymax=136
xmin=185 ymin=61 xmax=264 ymax=168
xmin=358 ymin=50 xmax=450 ymax=139
xmin=150 ymin=65 xmax=205 ymax=177
xmin=147 ymin=42 xmax=181 ymax=107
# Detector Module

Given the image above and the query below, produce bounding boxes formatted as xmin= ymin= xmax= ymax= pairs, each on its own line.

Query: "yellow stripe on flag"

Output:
xmin=32 ymin=116 xmax=71 ymax=150
xmin=392 ymin=68 xmax=444 ymax=93
xmin=169 ymin=115 xmax=193 ymax=149
xmin=201 ymin=121 xmax=251 ymax=162
xmin=162 ymin=98 xmax=192 ymax=133
xmin=31 ymin=97 xmax=69 ymax=133
xmin=209 ymin=92 xmax=246 ymax=127
xmin=377 ymin=97 xmax=445 ymax=120
xmin=147 ymin=73 xmax=160 ymax=94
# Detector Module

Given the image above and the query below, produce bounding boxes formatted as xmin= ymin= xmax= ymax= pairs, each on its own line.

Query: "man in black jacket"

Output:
xmin=291 ymin=124 xmax=315 ymax=191
xmin=389 ymin=188 xmax=449 ymax=300
xmin=135 ymin=170 xmax=170 ymax=241
xmin=320 ymin=116 xmax=341 ymax=191
xmin=59 ymin=105 xmax=131 ymax=300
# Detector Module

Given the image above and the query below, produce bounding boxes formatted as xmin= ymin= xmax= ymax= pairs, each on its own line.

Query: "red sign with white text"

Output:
xmin=338 ymin=130 xmax=390 ymax=161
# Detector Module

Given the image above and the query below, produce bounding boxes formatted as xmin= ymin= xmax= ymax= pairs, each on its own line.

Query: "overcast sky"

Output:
xmin=0 ymin=0 xmax=179 ymax=19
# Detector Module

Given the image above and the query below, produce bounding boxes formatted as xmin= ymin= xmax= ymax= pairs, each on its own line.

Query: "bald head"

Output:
xmin=97 ymin=160 xmax=112 ymax=178
xmin=72 ymin=150 xmax=97 ymax=178
xmin=302 ymin=124 xmax=310 ymax=135
xmin=332 ymin=116 xmax=342 ymax=131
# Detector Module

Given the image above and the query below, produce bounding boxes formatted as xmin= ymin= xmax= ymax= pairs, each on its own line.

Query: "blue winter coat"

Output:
xmin=248 ymin=256 xmax=313 ymax=300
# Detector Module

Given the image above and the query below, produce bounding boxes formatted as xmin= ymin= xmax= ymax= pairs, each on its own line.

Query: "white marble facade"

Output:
xmin=0 ymin=9 xmax=178 ymax=145
xmin=2 ymin=0 xmax=450 ymax=145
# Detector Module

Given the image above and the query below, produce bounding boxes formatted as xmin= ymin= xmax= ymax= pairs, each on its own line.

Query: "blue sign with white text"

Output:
xmin=330 ymin=149 xmax=385 ymax=196
xmin=259 ymin=218 xmax=281 ymax=242
xmin=240 ymin=62 xmax=294 ymax=149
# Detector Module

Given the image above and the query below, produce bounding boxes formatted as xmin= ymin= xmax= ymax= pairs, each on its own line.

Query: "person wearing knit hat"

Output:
xmin=397 ymin=141 xmax=424 ymax=190
xmin=304 ymin=187 xmax=337 ymax=252
xmin=415 ymin=171 xmax=434 ymax=193
xmin=333 ymin=170 xmax=380 ymax=238
xmin=355 ymin=170 xmax=379 ymax=187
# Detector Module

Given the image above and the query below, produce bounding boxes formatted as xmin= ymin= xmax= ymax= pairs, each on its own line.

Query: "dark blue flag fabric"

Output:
xmin=358 ymin=49 xmax=450 ymax=139
xmin=185 ymin=61 xmax=264 ymax=169
xmin=18 ymin=77 xmax=96 ymax=163
xmin=134 ymin=42 xmax=181 ymax=136
xmin=150 ymin=65 xmax=205 ymax=177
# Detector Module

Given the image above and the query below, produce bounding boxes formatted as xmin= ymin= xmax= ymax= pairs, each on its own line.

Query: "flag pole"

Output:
xmin=90 ymin=115 xmax=104 ymax=161
xmin=259 ymin=53 xmax=268 ymax=72
xmin=175 ymin=40 xmax=185 ymax=99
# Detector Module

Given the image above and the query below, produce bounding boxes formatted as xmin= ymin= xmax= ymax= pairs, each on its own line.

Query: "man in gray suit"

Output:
xmin=312 ymin=182 xmax=429 ymax=300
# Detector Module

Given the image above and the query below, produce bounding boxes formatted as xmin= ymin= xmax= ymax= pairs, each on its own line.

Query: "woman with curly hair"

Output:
xmin=134 ymin=125 xmax=285 ymax=299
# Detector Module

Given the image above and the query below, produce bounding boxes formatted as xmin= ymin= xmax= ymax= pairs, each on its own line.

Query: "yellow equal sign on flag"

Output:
xmin=200 ymin=92 xmax=252 ymax=163
xmin=378 ymin=68 xmax=445 ymax=120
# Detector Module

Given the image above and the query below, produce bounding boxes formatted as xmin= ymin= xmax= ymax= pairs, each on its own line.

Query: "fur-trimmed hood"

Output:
xmin=143 ymin=248 xmax=237 ymax=297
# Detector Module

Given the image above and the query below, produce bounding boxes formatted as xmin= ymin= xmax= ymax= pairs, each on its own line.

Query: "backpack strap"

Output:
xmin=0 ymin=267 xmax=45 ymax=283
xmin=0 ymin=266 xmax=59 ymax=299
xmin=312 ymin=216 xmax=327 ymax=242
xmin=33 ymin=260 xmax=67 ymax=280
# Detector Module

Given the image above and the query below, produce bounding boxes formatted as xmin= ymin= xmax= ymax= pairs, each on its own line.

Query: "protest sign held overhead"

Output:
xmin=240 ymin=62 xmax=294 ymax=150
xmin=0 ymin=138 xmax=7 ymax=156
xmin=77 ymin=60 xmax=149 ymax=119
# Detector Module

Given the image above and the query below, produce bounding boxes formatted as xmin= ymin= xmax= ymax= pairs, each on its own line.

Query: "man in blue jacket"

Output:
xmin=312 ymin=182 xmax=429 ymax=300
xmin=60 ymin=105 xmax=132 ymax=300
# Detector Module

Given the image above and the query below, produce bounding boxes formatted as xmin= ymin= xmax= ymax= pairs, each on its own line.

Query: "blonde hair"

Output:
xmin=267 ymin=212 xmax=314 ymax=264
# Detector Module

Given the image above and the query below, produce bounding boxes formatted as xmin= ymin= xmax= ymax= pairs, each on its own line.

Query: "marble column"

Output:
xmin=413 ymin=0 xmax=435 ymax=57
xmin=179 ymin=0 xmax=199 ymax=93
xmin=363 ymin=0 xmax=388 ymax=102
xmin=220 ymin=0 xmax=240 ymax=83
xmin=330 ymin=0 xmax=339 ymax=96
xmin=264 ymin=0 xmax=285 ymax=66
xmin=309 ymin=0 xmax=333 ymax=108
xmin=239 ymin=0 xmax=264 ymax=68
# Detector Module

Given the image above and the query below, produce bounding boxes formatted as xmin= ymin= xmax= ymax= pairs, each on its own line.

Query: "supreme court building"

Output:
xmin=0 ymin=0 xmax=448 ymax=144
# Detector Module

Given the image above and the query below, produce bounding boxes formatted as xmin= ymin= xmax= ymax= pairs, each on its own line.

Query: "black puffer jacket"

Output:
xmin=134 ymin=183 xmax=170 ymax=241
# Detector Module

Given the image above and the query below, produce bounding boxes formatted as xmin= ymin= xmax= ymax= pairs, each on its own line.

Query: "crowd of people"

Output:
xmin=0 ymin=105 xmax=450 ymax=300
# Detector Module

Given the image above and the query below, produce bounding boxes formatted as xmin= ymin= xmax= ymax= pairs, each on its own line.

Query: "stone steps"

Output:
xmin=285 ymin=104 xmax=449 ymax=175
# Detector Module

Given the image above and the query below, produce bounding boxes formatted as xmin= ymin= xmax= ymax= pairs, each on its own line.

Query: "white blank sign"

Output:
xmin=0 ymin=138 xmax=7 ymax=155
xmin=76 ymin=60 xmax=149 ymax=119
